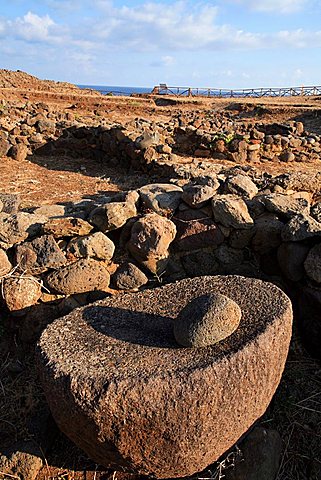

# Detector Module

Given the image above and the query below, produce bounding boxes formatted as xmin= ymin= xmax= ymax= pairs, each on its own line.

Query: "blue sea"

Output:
xmin=77 ymin=84 xmax=152 ymax=96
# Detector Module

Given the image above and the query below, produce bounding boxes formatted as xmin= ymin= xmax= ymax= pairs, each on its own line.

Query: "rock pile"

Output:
xmin=0 ymin=171 xmax=320 ymax=355
xmin=37 ymin=275 xmax=293 ymax=478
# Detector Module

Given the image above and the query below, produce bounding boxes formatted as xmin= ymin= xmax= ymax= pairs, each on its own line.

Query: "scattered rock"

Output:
xmin=296 ymin=285 xmax=321 ymax=359
xmin=277 ymin=242 xmax=309 ymax=282
xmin=67 ymin=231 xmax=115 ymax=261
xmin=0 ymin=441 xmax=43 ymax=480
xmin=304 ymin=243 xmax=321 ymax=283
xmin=89 ymin=201 xmax=137 ymax=232
xmin=0 ymin=193 xmax=21 ymax=214
xmin=127 ymin=212 xmax=176 ymax=273
xmin=43 ymin=217 xmax=93 ymax=237
xmin=182 ymin=184 xmax=218 ymax=208
xmin=139 ymin=183 xmax=183 ymax=214
xmin=9 ymin=143 xmax=28 ymax=161
xmin=45 ymin=258 xmax=110 ymax=295
xmin=282 ymin=214 xmax=321 ymax=242
xmin=174 ymin=292 xmax=241 ymax=347
xmin=15 ymin=234 xmax=66 ymax=274
xmin=0 ymin=248 xmax=12 ymax=276
xmin=225 ymin=174 xmax=258 ymax=199
xmin=264 ymin=193 xmax=310 ymax=219
xmin=224 ymin=427 xmax=282 ymax=480
xmin=112 ymin=262 xmax=148 ymax=290
xmin=173 ymin=209 xmax=224 ymax=251
xmin=2 ymin=276 xmax=42 ymax=311
xmin=212 ymin=195 xmax=254 ymax=229
xmin=311 ymin=202 xmax=321 ymax=223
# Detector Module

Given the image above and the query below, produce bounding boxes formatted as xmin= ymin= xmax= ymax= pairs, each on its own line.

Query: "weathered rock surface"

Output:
xmin=181 ymin=184 xmax=218 ymax=208
xmin=0 ymin=441 xmax=43 ymax=480
xmin=45 ymin=258 xmax=110 ymax=294
xmin=0 ymin=248 xmax=12 ymax=276
xmin=174 ymin=292 xmax=241 ymax=347
xmin=112 ymin=262 xmax=148 ymax=290
xmin=3 ymin=276 xmax=42 ymax=311
xmin=173 ymin=209 xmax=224 ymax=251
xmin=212 ymin=195 xmax=254 ymax=229
xmin=282 ymin=214 xmax=321 ymax=241
xmin=277 ymin=242 xmax=309 ymax=282
xmin=225 ymin=174 xmax=258 ymax=199
xmin=37 ymin=276 xmax=292 ymax=479
xmin=67 ymin=232 xmax=115 ymax=261
xmin=252 ymin=214 xmax=283 ymax=254
xmin=127 ymin=212 xmax=176 ymax=273
xmin=264 ymin=193 xmax=310 ymax=219
xmin=43 ymin=217 xmax=93 ymax=237
xmin=139 ymin=183 xmax=183 ymax=214
xmin=89 ymin=201 xmax=137 ymax=232
xmin=304 ymin=243 xmax=321 ymax=283
xmin=0 ymin=193 xmax=20 ymax=214
xmin=224 ymin=427 xmax=282 ymax=480
xmin=15 ymin=235 xmax=66 ymax=274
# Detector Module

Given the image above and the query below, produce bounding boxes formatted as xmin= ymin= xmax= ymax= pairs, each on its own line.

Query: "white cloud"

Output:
xmin=231 ymin=0 xmax=309 ymax=13
xmin=10 ymin=12 xmax=56 ymax=42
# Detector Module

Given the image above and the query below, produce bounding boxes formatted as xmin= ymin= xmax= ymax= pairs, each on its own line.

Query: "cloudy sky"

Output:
xmin=0 ymin=0 xmax=320 ymax=88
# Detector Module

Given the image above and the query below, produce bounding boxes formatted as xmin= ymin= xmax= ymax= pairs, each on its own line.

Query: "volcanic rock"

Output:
xmin=112 ymin=262 xmax=148 ymax=290
xmin=2 ymin=276 xmax=42 ymax=311
xmin=225 ymin=174 xmax=258 ymax=199
xmin=304 ymin=243 xmax=321 ymax=283
xmin=15 ymin=235 xmax=66 ymax=274
xmin=43 ymin=217 xmax=93 ymax=237
xmin=139 ymin=183 xmax=183 ymax=214
xmin=0 ymin=248 xmax=12 ymax=276
xmin=67 ymin=232 xmax=115 ymax=261
xmin=37 ymin=275 xmax=292 ymax=479
xmin=45 ymin=258 xmax=110 ymax=294
xmin=127 ymin=212 xmax=176 ymax=273
xmin=212 ymin=195 xmax=254 ymax=229
xmin=173 ymin=292 xmax=241 ymax=347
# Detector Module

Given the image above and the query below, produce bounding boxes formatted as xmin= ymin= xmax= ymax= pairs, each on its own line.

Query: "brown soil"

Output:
xmin=0 ymin=70 xmax=320 ymax=480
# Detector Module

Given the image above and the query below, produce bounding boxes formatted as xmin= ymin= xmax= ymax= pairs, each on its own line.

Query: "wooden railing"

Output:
xmin=151 ymin=84 xmax=321 ymax=98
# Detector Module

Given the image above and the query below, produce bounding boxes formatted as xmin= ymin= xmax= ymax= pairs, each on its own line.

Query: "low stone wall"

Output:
xmin=1 ymin=99 xmax=321 ymax=175
xmin=0 ymin=170 xmax=320 ymax=356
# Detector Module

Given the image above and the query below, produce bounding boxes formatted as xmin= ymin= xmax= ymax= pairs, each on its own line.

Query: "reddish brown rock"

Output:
xmin=15 ymin=234 xmax=66 ymax=274
xmin=173 ymin=209 xmax=224 ymax=251
xmin=43 ymin=217 xmax=93 ymax=237
xmin=45 ymin=258 xmax=110 ymax=294
xmin=0 ymin=248 xmax=12 ymax=276
xmin=2 ymin=276 xmax=42 ymax=311
xmin=37 ymin=276 xmax=292 ymax=479
xmin=127 ymin=212 xmax=176 ymax=273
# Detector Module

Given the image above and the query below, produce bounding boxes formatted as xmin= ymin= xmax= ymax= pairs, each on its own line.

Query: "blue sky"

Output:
xmin=0 ymin=0 xmax=320 ymax=87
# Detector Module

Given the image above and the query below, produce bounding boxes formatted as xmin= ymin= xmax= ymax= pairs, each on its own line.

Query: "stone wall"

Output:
xmin=0 ymin=170 xmax=320 ymax=357
xmin=1 ymin=99 xmax=321 ymax=175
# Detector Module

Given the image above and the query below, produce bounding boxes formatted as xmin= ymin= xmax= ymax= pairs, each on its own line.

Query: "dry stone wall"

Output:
xmin=2 ymin=99 xmax=321 ymax=176
xmin=0 ymin=170 xmax=320 ymax=357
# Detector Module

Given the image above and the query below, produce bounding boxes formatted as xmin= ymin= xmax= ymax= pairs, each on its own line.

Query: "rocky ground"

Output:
xmin=0 ymin=70 xmax=321 ymax=480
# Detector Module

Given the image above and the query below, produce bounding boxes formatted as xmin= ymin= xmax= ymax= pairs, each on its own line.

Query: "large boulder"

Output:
xmin=127 ymin=212 xmax=176 ymax=273
xmin=37 ymin=276 xmax=292 ymax=479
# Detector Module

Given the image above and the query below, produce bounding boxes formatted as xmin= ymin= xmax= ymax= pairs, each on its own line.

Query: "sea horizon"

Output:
xmin=77 ymin=84 xmax=152 ymax=96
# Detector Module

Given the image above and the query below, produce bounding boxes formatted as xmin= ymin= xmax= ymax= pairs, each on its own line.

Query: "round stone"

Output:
xmin=174 ymin=293 xmax=241 ymax=347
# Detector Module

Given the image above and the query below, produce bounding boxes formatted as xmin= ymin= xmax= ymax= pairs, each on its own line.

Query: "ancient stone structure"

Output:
xmin=37 ymin=276 xmax=292 ymax=478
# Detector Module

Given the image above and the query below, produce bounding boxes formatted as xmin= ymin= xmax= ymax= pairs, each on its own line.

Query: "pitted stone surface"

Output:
xmin=174 ymin=293 xmax=241 ymax=347
xmin=37 ymin=275 xmax=292 ymax=479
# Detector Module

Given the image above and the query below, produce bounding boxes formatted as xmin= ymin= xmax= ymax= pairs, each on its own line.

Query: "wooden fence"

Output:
xmin=151 ymin=84 xmax=321 ymax=98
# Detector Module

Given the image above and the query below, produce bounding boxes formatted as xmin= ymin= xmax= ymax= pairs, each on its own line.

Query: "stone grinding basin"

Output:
xmin=37 ymin=276 xmax=292 ymax=478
